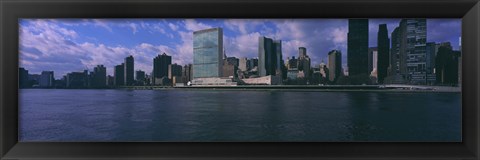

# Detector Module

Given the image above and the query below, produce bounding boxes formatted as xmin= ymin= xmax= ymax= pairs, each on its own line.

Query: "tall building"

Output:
xmin=39 ymin=71 xmax=54 ymax=88
xmin=92 ymin=65 xmax=106 ymax=87
xmin=258 ymin=36 xmax=282 ymax=77
xmin=168 ymin=63 xmax=183 ymax=79
xmin=347 ymin=19 xmax=369 ymax=77
xmin=377 ymin=24 xmax=390 ymax=84
xmin=124 ymin=55 xmax=134 ymax=86
xmin=153 ymin=53 xmax=172 ymax=84
xmin=400 ymin=19 xmax=427 ymax=84
xmin=328 ymin=50 xmax=342 ymax=82
xmin=297 ymin=47 xmax=311 ymax=79
xmin=193 ymin=28 xmax=223 ymax=78
xmin=114 ymin=63 xmax=124 ymax=86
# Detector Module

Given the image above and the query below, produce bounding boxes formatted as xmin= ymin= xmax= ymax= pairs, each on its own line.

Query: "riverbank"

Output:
xmin=121 ymin=85 xmax=461 ymax=93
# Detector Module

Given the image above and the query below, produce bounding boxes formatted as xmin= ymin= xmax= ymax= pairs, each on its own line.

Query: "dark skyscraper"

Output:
xmin=258 ymin=36 xmax=282 ymax=77
xmin=124 ymin=55 xmax=134 ymax=86
xmin=153 ymin=53 xmax=172 ymax=84
xmin=114 ymin=63 xmax=125 ymax=86
xmin=92 ymin=65 xmax=106 ymax=87
xmin=347 ymin=19 xmax=369 ymax=77
xmin=328 ymin=50 xmax=342 ymax=82
xmin=377 ymin=24 xmax=390 ymax=84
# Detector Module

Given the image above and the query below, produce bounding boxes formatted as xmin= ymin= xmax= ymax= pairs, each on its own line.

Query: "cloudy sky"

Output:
xmin=19 ymin=19 xmax=461 ymax=79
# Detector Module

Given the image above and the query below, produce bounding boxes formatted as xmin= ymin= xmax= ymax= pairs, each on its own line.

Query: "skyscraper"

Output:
xmin=153 ymin=53 xmax=172 ymax=84
xmin=297 ymin=47 xmax=311 ymax=79
xmin=258 ymin=36 xmax=282 ymax=77
xmin=347 ymin=19 xmax=369 ymax=77
xmin=377 ymin=24 xmax=390 ymax=84
xmin=328 ymin=50 xmax=342 ymax=82
xmin=92 ymin=65 xmax=106 ymax=87
xmin=114 ymin=63 xmax=124 ymax=86
xmin=193 ymin=28 xmax=223 ymax=78
xmin=124 ymin=55 xmax=134 ymax=86
xmin=401 ymin=19 xmax=427 ymax=84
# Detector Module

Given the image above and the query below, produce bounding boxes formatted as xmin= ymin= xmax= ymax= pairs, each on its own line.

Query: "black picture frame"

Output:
xmin=1 ymin=0 xmax=479 ymax=159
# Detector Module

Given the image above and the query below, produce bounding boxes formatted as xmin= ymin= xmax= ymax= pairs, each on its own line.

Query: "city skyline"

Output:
xmin=19 ymin=19 xmax=461 ymax=79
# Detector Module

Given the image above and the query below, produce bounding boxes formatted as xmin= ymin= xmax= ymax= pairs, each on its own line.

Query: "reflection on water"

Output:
xmin=19 ymin=89 xmax=461 ymax=142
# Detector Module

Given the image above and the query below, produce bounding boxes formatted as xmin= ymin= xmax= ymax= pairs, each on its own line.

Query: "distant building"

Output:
xmin=39 ymin=71 xmax=54 ymax=88
xmin=238 ymin=57 xmax=248 ymax=71
xmin=287 ymin=56 xmax=298 ymax=70
xmin=92 ymin=65 xmax=106 ymax=88
xmin=248 ymin=58 xmax=258 ymax=69
xmin=124 ymin=55 xmax=134 ymax=86
xmin=114 ymin=63 xmax=125 ymax=86
xmin=168 ymin=63 xmax=183 ymax=79
xmin=328 ymin=50 xmax=342 ymax=82
xmin=136 ymin=70 xmax=145 ymax=85
xmin=107 ymin=75 xmax=114 ymax=86
xmin=436 ymin=45 xmax=460 ymax=85
xmin=66 ymin=71 xmax=88 ymax=88
xmin=348 ymin=19 xmax=369 ymax=77
xmin=226 ymin=57 xmax=239 ymax=67
xmin=182 ymin=64 xmax=193 ymax=84
xmin=297 ymin=47 xmax=311 ymax=79
xmin=258 ymin=36 xmax=282 ymax=77
xmin=377 ymin=24 xmax=389 ymax=84
xmin=223 ymin=59 xmax=238 ymax=78
xmin=193 ymin=28 xmax=223 ymax=78
xmin=19 ymin=68 xmax=29 ymax=88
xmin=153 ymin=53 xmax=172 ymax=85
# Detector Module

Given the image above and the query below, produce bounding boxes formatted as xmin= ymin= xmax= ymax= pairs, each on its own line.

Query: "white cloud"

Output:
xmin=184 ymin=19 xmax=213 ymax=31
xmin=168 ymin=23 xmax=178 ymax=31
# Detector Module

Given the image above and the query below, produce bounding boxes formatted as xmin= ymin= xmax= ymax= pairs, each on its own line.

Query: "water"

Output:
xmin=19 ymin=89 xmax=461 ymax=142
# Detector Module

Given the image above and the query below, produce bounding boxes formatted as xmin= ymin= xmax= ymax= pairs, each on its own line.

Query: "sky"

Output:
xmin=19 ymin=19 xmax=461 ymax=79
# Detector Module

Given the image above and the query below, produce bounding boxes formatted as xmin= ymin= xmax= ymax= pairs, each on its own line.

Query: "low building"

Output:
xmin=240 ymin=75 xmax=282 ymax=85
xmin=191 ymin=77 xmax=237 ymax=86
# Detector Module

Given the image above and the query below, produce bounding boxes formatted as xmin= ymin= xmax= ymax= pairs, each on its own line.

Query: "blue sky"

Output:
xmin=19 ymin=19 xmax=461 ymax=79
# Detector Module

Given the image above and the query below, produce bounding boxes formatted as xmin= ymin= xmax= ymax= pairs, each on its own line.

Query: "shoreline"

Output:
xmin=20 ymin=85 xmax=462 ymax=93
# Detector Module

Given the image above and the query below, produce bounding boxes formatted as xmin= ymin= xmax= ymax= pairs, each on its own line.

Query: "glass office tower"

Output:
xmin=193 ymin=28 xmax=223 ymax=78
